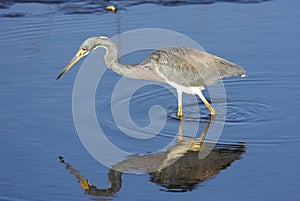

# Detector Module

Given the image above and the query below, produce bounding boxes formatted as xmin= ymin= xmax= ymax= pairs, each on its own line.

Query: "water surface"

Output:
xmin=0 ymin=0 xmax=299 ymax=200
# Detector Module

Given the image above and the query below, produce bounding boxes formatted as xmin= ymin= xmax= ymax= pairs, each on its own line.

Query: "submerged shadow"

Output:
xmin=59 ymin=117 xmax=246 ymax=196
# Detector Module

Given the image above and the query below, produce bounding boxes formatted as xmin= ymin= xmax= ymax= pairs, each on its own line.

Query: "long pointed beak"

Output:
xmin=56 ymin=49 xmax=87 ymax=80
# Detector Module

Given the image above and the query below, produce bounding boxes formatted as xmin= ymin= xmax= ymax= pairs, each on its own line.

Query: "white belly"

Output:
xmin=166 ymin=80 xmax=205 ymax=95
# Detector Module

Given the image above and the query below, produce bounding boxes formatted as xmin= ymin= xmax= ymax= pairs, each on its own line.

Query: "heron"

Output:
xmin=57 ymin=36 xmax=246 ymax=117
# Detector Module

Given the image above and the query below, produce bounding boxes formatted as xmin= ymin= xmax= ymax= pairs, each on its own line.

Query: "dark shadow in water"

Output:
xmin=1 ymin=0 xmax=271 ymax=16
xmin=59 ymin=117 xmax=246 ymax=197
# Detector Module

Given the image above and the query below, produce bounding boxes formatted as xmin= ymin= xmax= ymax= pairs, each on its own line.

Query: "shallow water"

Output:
xmin=0 ymin=0 xmax=300 ymax=200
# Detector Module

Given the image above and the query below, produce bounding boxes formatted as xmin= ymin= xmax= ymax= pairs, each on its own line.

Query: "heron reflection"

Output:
xmin=59 ymin=118 xmax=246 ymax=196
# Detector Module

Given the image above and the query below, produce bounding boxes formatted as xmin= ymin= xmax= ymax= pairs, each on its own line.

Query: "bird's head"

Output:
xmin=56 ymin=36 xmax=109 ymax=80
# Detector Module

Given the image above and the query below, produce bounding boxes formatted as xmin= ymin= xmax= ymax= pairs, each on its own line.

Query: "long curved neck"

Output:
xmin=100 ymin=38 xmax=164 ymax=82
xmin=102 ymin=39 xmax=134 ymax=76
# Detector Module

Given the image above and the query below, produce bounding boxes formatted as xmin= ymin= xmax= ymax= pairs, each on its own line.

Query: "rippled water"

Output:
xmin=0 ymin=0 xmax=300 ymax=200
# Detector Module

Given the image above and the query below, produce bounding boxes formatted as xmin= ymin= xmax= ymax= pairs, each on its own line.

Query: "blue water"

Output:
xmin=0 ymin=0 xmax=300 ymax=200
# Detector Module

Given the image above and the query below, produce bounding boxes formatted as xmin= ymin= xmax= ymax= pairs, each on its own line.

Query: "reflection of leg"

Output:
xmin=178 ymin=119 xmax=183 ymax=141
xmin=189 ymin=119 xmax=211 ymax=151
xmin=177 ymin=90 xmax=182 ymax=117
xmin=196 ymin=90 xmax=216 ymax=116
xmin=199 ymin=120 xmax=210 ymax=141
xmin=199 ymin=115 xmax=215 ymax=141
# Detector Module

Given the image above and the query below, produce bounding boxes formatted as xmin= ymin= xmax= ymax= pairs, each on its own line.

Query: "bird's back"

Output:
xmin=143 ymin=47 xmax=246 ymax=88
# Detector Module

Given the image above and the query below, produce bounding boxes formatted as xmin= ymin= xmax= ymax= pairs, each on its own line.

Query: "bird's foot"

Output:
xmin=177 ymin=107 xmax=182 ymax=118
xmin=176 ymin=113 xmax=182 ymax=118
xmin=210 ymin=110 xmax=216 ymax=116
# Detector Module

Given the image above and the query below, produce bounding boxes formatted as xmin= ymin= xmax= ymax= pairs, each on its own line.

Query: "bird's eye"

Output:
xmin=81 ymin=47 xmax=87 ymax=51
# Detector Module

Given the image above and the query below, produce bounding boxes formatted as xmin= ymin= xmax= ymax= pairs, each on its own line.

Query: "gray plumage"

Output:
xmin=142 ymin=47 xmax=246 ymax=87
xmin=57 ymin=36 xmax=246 ymax=117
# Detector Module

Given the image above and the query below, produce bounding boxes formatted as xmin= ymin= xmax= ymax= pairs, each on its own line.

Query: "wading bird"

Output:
xmin=57 ymin=36 xmax=246 ymax=117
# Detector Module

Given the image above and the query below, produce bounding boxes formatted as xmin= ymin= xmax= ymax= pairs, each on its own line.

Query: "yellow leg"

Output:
xmin=197 ymin=90 xmax=216 ymax=116
xmin=177 ymin=90 xmax=182 ymax=117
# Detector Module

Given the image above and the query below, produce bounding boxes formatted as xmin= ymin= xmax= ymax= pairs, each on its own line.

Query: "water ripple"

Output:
xmin=167 ymin=98 xmax=275 ymax=125
xmin=224 ymin=99 xmax=273 ymax=124
xmin=0 ymin=0 xmax=272 ymax=17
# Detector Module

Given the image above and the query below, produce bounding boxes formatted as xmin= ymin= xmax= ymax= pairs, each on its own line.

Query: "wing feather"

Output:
xmin=144 ymin=47 xmax=246 ymax=87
